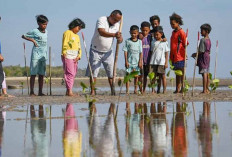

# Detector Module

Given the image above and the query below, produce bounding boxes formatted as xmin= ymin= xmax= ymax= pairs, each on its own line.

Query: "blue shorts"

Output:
xmin=173 ymin=61 xmax=185 ymax=69
xmin=30 ymin=59 xmax=46 ymax=75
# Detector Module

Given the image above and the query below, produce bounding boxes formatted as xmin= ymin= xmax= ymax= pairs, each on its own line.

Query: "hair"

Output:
xmin=149 ymin=15 xmax=160 ymax=24
xmin=154 ymin=26 xmax=163 ymax=33
xmin=111 ymin=10 xmax=122 ymax=16
xmin=130 ymin=25 xmax=139 ymax=31
xmin=141 ymin=21 xmax=151 ymax=28
xmin=169 ymin=13 xmax=183 ymax=25
xmin=200 ymin=23 xmax=212 ymax=34
xmin=36 ymin=15 xmax=48 ymax=23
xmin=68 ymin=18 xmax=85 ymax=29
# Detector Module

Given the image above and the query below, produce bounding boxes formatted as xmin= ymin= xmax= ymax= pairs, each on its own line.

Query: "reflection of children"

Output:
xmin=150 ymin=26 xmax=169 ymax=94
xmin=140 ymin=22 xmax=152 ymax=93
xmin=61 ymin=18 xmax=85 ymax=96
xmin=192 ymin=24 xmax=212 ymax=94
xmin=22 ymin=15 xmax=49 ymax=96
xmin=169 ymin=13 xmax=188 ymax=93
xmin=123 ymin=25 xmax=143 ymax=94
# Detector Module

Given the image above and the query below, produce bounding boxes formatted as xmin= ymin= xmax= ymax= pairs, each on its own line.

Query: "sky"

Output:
xmin=0 ymin=0 xmax=232 ymax=78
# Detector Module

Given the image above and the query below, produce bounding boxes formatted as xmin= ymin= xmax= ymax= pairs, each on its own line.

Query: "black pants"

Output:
xmin=0 ymin=61 xmax=4 ymax=89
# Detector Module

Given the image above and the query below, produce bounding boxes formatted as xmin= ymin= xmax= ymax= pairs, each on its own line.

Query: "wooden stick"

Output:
xmin=23 ymin=43 xmax=29 ymax=95
xmin=192 ymin=32 xmax=200 ymax=96
xmin=214 ymin=40 xmax=218 ymax=79
xmin=49 ymin=47 xmax=52 ymax=95
xmin=182 ymin=29 xmax=188 ymax=96
xmin=81 ymin=32 xmax=94 ymax=83
xmin=111 ymin=16 xmax=123 ymax=96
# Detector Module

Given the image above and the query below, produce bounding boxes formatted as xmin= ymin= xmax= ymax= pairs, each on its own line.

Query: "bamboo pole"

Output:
xmin=214 ymin=40 xmax=218 ymax=79
xmin=23 ymin=43 xmax=29 ymax=95
xmin=182 ymin=29 xmax=188 ymax=96
xmin=49 ymin=47 xmax=52 ymax=95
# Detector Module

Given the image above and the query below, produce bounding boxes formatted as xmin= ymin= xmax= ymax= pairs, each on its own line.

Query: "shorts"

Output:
xmin=126 ymin=66 xmax=141 ymax=75
xmin=199 ymin=67 xmax=209 ymax=74
xmin=85 ymin=48 xmax=114 ymax=78
xmin=150 ymin=65 xmax=165 ymax=74
xmin=141 ymin=64 xmax=149 ymax=76
xmin=173 ymin=60 xmax=185 ymax=69
xmin=30 ymin=59 xmax=46 ymax=75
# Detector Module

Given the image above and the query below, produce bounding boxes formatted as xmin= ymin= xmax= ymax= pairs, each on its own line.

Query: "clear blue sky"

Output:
xmin=0 ymin=0 xmax=231 ymax=78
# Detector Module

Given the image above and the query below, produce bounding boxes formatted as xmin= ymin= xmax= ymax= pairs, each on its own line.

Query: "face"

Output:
xmin=151 ymin=19 xmax=159 ymax=29
xmin=130 ymin=30 xmax=139 ymax=40
xmin=108 ymin=13 xmax=121 ymax=25
xmin=154 ymin=31 xmax=163 ymax=40
xmin=72 ymin=26 xmax=82 ymax=34
xmin=170 ymin=20 xmax=179 ymax=30
xmin=141 ymin=27 xmax=150 ymax=37
xmin=38 ymin=22 xmax=48 ymax=30
xmin=200 ymin=29 xmax=207 ymax=37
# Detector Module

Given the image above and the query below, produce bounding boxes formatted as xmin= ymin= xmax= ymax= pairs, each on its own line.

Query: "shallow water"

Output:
xmin=0 ymin=102 xmax=232 ymax=157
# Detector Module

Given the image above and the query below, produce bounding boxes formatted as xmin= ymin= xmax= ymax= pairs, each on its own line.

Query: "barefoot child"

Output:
xmin=123 ymin=25 xmax=143 ymax=94
xmin=192 ymin=24 xmax=211 ymax=94
xmin=61 ymin=18 xmax=85 ymax=96
xmin=140 ymin=21 xmax=152 ymax=93
xmin=150 ymin=26 xmax=169 ymax=94
xmin=149 ymin=15 xmax=167 ymax=42
xmin=169 ymin=13 xmax=188 ymax=93
xmin=22 ymin=15 xmax=48 ymax=96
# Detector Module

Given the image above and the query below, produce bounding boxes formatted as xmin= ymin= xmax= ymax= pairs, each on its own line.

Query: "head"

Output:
xmin=140 ymin=21 xmax=150 ymax=37
xmin=153 ymin=26 xmax=163 ymax=40
xmin=130 ymin=25 xmax=139 ymax=40
xmin=36 ymin=15 xmax=49 ymax=30
xmin=68 ymin=18 xmax=85 ymax=34
xmin=108 ymin=10 xmax=122 ymax=25
xmin=169 ymin=13 xmax=183 ymax=30
xmin=200 ymin=23 xmax=211 ymax=37
xmin=149 ymin=15 xmax=160 ymax=29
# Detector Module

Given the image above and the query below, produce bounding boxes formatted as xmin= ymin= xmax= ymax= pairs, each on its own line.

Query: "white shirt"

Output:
xmin=91 ymin=16 xmax=120 ymax=52
xmin=150 ymin=40 xmax=170 ymax=65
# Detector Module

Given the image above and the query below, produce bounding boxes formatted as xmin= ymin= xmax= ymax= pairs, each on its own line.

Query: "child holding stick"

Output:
xmin=123 ymin=25 xmax=143 ymax=94
xmin=169 ymin=13 xmax=188 ymax=93
xmin=22 ymin=15 xmax=48 ymax=96
xmin=192 ymin=24 xmax=212 ymax=94
xmin=150 ymin=26 xmax=169 ymax=94
xmin=61 ymin=18 xmax=85 ymax=96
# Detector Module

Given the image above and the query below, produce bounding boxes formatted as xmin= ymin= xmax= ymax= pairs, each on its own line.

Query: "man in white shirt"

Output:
xmin=86 ymin=10 xmax=123 ymax=95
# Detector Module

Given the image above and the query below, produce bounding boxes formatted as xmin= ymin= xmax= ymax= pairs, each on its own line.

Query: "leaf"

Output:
xmin=213 ymin=79 xmax=220 ymax=83
xmin=80 ymin=82 xmax=88 ymax=93
xmin=170 ymin=65 xmax=174 ymax=70
xmin=152 ymin=83 xmax=158 ymax=88
xmin=174 ymin=70 xmax=183 ymax=76
xmin=118 ymin=79 xmax=122 ymax=86
xmin=137 ymin=81 xmax=142 ymax=86
xmin=228 ymin=85 xmax=232 ymax=89
xmin=230 ymin=71 xmax=232 ymax=76
xmin=167 ymin=70 xmax=171 ymax=77
xmin=148 ymin=83 xmax=152 ymax=88
xmin=148 ymin=72 xmax=155 ymax=80
xmin=209 ymin=73 xmax=213 ymax=80
xmin=170 ymin=77 xmax=174 ymax=82
xmin=129 ymin=71 xmax=140 ymax=78
xmin=123 ymin=75 xmax=130 ymax=84
xmin=169 ymin=59 xmax=173 ymax=66
xmin=213 ymin=87 xmax=217 ymax=91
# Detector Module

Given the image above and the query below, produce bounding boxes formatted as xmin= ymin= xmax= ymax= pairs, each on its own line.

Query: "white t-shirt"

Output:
xmin=150 ymin=40 xmax=170 ymax=65
xmin=91 ymin=16 xmax=120 ymax=52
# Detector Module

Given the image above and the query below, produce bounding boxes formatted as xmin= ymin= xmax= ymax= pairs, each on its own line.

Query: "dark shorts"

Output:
xmin=141 ymin=64 xmax=149 ymax=76
xmin=173 ymin=61 xmax=185 ymax=69
xmin=0 ymin=62 xmax=4 ymax=89
xmin=150 ymin=65 xmax=165 ymax=74
xmin=199 ymin=67 xmax=209 ymax=74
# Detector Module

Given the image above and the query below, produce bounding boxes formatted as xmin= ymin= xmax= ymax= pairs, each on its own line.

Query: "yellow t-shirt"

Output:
xmin=62 ymin=30 xmax=82 ymax=59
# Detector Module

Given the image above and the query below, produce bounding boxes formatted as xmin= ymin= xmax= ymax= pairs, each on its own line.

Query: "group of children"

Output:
xmin=0 ymin=12 xmax=212 ymax=97
xmin=124 ymin=13 xmax=212 ymax=94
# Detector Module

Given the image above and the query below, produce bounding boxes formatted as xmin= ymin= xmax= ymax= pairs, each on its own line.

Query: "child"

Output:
xmin=169 ymin=13 xmax=188 ymax=93
xmin=0 ymin=17 xmax=4 ymax=95
xmin=149 ymin=15 xmax=167 ymax=42
xmin=150 ymin=26 xmax=169 ymax=94
xmin=22 ymin=15 xmax=48 ymax=96
xmin=123 ymin=25 xmax=143 ymax=94
xmin=61 ymin=18 xmax=85 ymax=96
xmin=140 ymin=21 xmax=152 ymax=93
xmin=192 ymin=24 xmax=212 ymax=94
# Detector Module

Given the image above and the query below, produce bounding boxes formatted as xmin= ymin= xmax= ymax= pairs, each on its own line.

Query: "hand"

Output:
xmin=162 ymin=38 xmax=167 ymax=42
xmin=191 ymin=53 xmax=197 ymax=59
xmin=115 ymin=32 xmax=121 ymax=39
xmin=33 ymin=40 xmax=38 ymax=47
xmin=0 ymin=54 xmax=4 ymax=62
xmin=125 ymin=62 xmax=129 ymax=68
xmin=75 ymin=56 xmax=80 ymax=62
xmin=138 ymin=33 xmax=144 ymax=40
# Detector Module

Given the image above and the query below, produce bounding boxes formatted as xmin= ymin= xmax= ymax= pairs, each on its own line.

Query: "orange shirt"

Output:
xmin=170 ymin=29 xmax=188 ymax=63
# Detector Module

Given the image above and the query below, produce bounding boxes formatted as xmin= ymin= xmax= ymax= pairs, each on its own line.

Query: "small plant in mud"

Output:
xmin=80 ymin=82 xmax=96 ymax=103
xmin=228 ymin=71 xmax=232 ymax=89
xmin=44 ymin=77 xmax=50 ymax=95
xmin=147 ymin=72 xmax=158 ymax=93
xmin=209 ymin=73 xmax=220 ymax=92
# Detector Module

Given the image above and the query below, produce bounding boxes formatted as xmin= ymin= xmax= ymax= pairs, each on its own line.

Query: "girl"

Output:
xmin=169 ymin=13 xmax=188 ymax=93
xmin=192 ymin=24 xmax=212 ymax=94
xmin=61 ymin=18 xmax=85 ymax=96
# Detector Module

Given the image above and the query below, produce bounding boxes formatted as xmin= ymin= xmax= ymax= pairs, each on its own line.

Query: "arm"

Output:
xmin=139 ymin=52 xmax=143 ymax=69
xmin=124 ymin=51 xmax=129 ymax=68
xmin=165 ymin=52 xmax=168 ymax=68
xmin=22 ymin=35 xmax=38 ymax=47
xmin=0 ymin=54 xmax=3 ymax=62
xmin=75 ymin=36 xmax=82 ymax=62
xmin=61 ymin=31 xmax=71 ymax=58
xmin=98 ymin=28 xmax=123 ymax=43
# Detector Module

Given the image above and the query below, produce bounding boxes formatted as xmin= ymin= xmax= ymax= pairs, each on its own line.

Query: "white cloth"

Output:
xmin=150 ymin=41 xmax=170 ymax=65
xmin=91 ymin=16 xmax=119 ymax=52
xmin=66 ymin=50 xmax=79 ymax=59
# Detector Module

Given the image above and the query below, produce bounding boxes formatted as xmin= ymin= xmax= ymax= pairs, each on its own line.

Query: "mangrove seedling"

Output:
xmin=209 ymin=73 xmax=220 ymax=92
xmin=228 ymin=71 xmax=232 ymax=89
xmin=44 ymin=77 xmax=50 ymax=95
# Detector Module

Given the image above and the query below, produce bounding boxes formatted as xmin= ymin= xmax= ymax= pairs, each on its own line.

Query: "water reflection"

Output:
xmin=63 ymin=103 xmax=82 ymax=157
xmin=0 ymin=106 xmax=6 ymax=157
xmin=30 ymin=105 xmax=49 ymax=157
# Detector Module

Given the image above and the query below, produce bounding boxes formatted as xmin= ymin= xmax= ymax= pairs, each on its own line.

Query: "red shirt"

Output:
xmin=170 ymin=29 xmax=188 ymax=63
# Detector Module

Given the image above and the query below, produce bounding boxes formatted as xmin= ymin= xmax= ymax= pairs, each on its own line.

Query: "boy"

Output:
xmin=140 ymin=21 xmax=152 ymax=93
xmin=22 ymin=15 xmax=48 ymax=96
xmin=149 ymin=15 xmax=167 ymax=42
xmin=123 ymin=25 xmax=143 ymax=94
xmin=150 ymin=26 xmax=169 ymax=94
xmin=0 ymin=16 xmax=4 ymax=96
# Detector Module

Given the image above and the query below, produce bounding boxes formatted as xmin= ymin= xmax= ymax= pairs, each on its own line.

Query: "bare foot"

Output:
xmin=90 ymin=91 xmax=96 ymax=96
xmin=38 ymin=93 xmax=46 ymax=96
xmin=134 ymin=91 xmax=138 ymax=94
xmin=163 ymin=90 xmax=167 ymax=94
xmin=30 ymin=92 xmax=37 ymax=96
